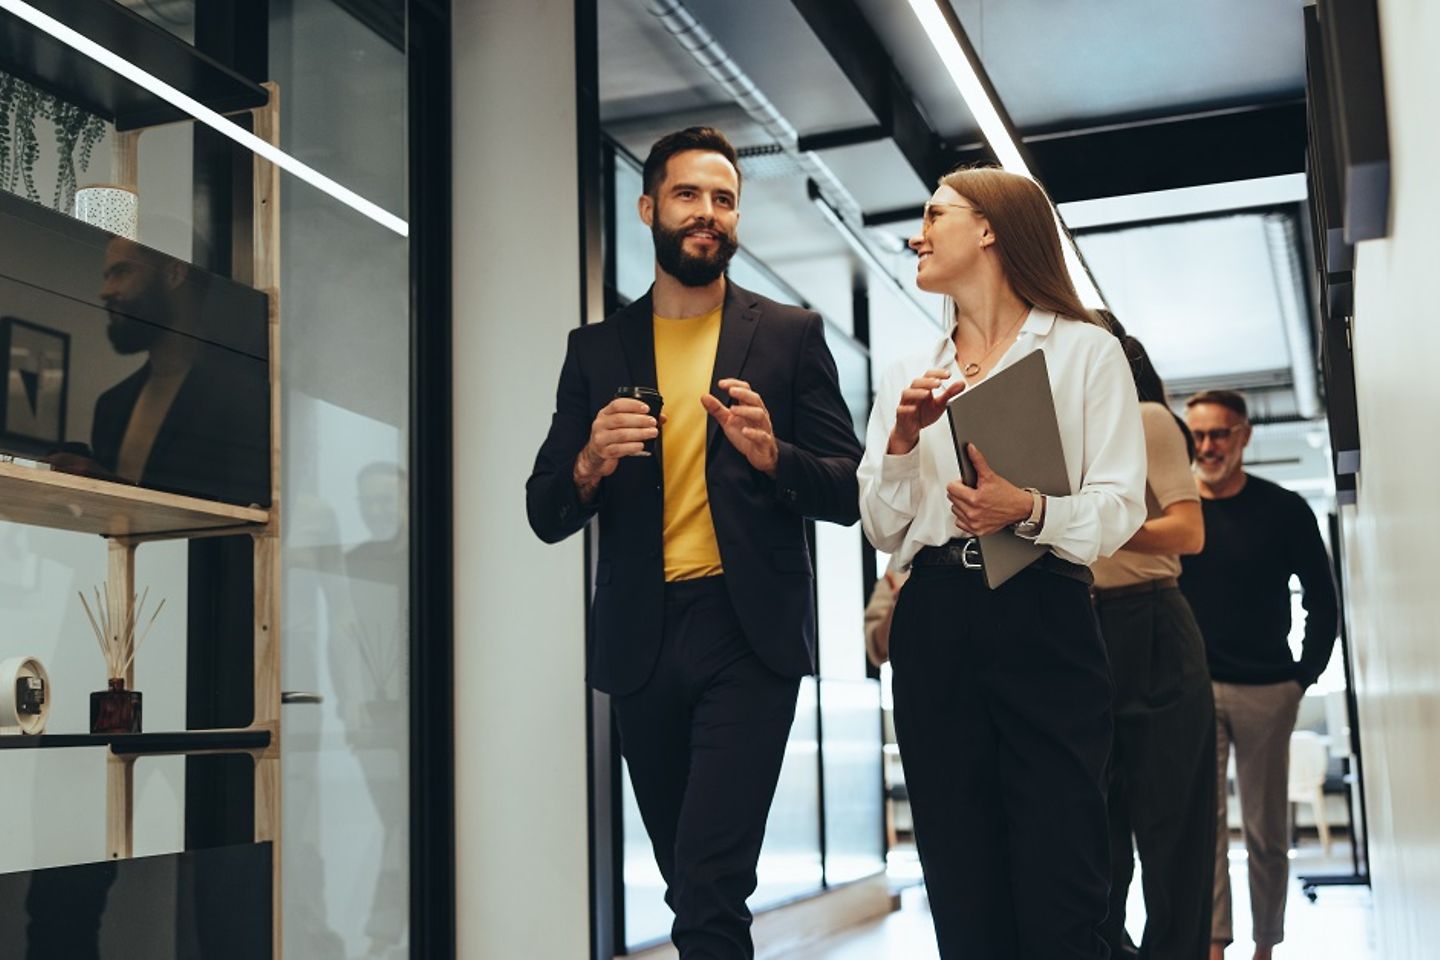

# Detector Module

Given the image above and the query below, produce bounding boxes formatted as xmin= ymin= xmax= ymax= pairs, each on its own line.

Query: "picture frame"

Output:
xmin=0 ymin=316 xmax=70 ymax=456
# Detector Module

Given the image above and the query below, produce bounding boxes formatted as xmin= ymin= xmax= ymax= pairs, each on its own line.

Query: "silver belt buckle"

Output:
xmin=961 ymin=538 xmax=983 ymax=570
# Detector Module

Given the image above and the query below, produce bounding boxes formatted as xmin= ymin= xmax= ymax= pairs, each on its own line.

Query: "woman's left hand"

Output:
xmin=947 ymin=443 xmax=1035 ymax=536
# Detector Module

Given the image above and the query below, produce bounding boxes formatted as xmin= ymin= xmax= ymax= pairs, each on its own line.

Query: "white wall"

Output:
xmin=452 ymin=1 xmax=592 ymax=957
xmin=1343 ymin=0 xmax=1440 ymax=955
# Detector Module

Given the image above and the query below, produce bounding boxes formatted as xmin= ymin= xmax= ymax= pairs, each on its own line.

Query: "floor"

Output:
xmin=778 ymin=838 xmax=1376 ymax=959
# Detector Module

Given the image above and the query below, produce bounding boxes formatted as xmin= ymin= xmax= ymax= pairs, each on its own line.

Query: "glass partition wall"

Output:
xmin=0 ymin=2 xmax=441 ymax=957
xmin=601 ymin=143 xmax=885 ymax=953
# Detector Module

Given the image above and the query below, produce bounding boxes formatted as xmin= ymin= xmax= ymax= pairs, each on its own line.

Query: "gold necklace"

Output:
xmin=958 ymin=303 xmax=1030 ymax=378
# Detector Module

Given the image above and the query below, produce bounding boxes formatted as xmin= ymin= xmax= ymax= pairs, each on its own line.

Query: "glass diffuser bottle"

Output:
xmin=90 ymin=678 xmax=142 ymax=734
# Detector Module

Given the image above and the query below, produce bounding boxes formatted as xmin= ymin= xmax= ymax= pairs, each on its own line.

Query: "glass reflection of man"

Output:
xmin=77 ymin=237 xmax=267 ymax=505
xmin=340 ymin=462 xmax=408 ymax=959
xmin=95 ymin=237 xmax=201 ymax=486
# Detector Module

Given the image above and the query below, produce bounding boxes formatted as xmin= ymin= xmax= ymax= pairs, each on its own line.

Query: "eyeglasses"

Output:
xmin=1191 ymin=427 xmax=1240 ymax=443
xmin=922 ymin=201 xmax=981 ymax=228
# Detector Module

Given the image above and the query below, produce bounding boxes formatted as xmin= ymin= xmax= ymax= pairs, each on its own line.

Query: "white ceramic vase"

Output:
xmin=73 ymin=184 xmax=139 ymax=240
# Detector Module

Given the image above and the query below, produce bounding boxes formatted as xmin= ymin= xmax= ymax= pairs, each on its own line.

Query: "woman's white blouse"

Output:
xmin=859 ymin=309 xmax=1147 ymax=569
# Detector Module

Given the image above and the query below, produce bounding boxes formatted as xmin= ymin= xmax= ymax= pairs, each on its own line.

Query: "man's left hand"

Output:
xmin=701 ymin=378 xmax=779 ymax=477
xmin=947 ymin=443 xmax=1033 ymax=536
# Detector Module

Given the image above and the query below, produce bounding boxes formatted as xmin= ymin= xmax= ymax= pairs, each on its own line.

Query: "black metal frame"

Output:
xmin=408 ymin=0 xmax=456 ymax=957
xmin=1299 ymin=513 xmax=1372 ymax=900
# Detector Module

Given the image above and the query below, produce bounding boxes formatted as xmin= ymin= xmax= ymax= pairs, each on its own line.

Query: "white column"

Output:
xmin=1345 ymin=1 xmax=1440 ymax=955
xmin=453 ymin=1 xmax=591 ymax=957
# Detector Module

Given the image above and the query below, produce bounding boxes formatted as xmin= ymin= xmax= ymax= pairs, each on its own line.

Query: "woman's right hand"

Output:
xmin=888 ymin=369 xmax=966 ymax=455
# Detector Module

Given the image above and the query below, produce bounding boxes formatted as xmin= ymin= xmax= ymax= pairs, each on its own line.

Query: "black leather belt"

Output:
xmin=911 ymin=539 xmax=1093 ymax=586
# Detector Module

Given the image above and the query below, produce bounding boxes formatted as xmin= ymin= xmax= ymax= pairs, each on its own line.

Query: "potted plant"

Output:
xmin=0 ymin=71 xmax=107 ymax=212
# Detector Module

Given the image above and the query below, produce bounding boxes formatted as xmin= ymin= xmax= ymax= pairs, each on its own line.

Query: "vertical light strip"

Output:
xmin=0 ymin=0 xmax=409 ymax=237
xmin=904 ymin=0 xmax=1104 ymax=308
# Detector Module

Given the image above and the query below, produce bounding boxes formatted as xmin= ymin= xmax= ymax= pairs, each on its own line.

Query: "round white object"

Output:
xmin=73 ymin=185 xmax=139 ymax=240
xmin=0 ymin=656 xmax=51 ymax=735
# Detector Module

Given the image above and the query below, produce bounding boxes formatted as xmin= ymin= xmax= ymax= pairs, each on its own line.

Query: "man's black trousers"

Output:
xmin=1096 ymin=585 xmax=1216 ymax=959
xmin=613 ymin=575 xmax=800 ymax=960
xmin=889 ymin=563 xmax=1114 ymax=960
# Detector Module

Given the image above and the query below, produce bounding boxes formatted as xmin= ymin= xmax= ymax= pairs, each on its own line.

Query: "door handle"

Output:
xmin=281 ymin=691 xmax=324 ymax=705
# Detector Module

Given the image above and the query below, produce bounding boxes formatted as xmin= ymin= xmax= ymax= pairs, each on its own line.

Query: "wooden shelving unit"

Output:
xmin=0 ymin=461 xmax=268 ymax=539
xmin=0 ymin=5 xmax=285 ymax=951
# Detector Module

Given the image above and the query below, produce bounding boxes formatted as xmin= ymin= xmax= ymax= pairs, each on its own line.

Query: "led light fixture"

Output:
xmin=906 ymin=0 xmax=1104 ymax=308
xmin=0 ymin=0 xmax=409 ymax=238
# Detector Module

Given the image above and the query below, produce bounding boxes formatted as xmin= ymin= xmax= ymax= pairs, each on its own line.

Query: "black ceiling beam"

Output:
xmin=946 ymin=102 xmax=1308 ymax=204
xmin=866 ymin=103 xmax=1307 ymax=221
xmin=788 ymin=0 xmax=956 ymax=186
xmin=796 ymin=125 xmax=890 ymax=153
xmin=863 ymin=205 xmax=925 ymax=227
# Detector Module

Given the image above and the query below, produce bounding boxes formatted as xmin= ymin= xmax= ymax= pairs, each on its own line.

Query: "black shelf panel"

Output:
xmin=0 ymin=729 xmax=269 ymax=754
xmin=0 ymin=0 xmax=269 ymax=131
xmin=0 ymin=843 xmax=274 ymax=959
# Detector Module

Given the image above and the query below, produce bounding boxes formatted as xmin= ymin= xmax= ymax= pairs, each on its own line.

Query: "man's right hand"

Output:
xmin=573 ymin=398 xmax=660 ymax=501
xmin=888 ymin=368 xmax=965 ymax=455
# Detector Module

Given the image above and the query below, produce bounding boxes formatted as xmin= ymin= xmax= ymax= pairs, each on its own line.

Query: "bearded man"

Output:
xmin=527 ymin=127 xmax=862 ymax=959
xmin=1179 ymin=389 xmax=1338 ymax=960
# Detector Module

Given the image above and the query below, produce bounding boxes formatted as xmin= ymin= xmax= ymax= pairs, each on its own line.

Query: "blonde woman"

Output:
xmin=859 ymin=167 xmax=1146 ymax=959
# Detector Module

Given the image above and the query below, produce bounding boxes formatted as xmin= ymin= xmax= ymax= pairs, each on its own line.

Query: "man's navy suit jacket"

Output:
xmin=527 ymin=281 xmax=864 ymax=696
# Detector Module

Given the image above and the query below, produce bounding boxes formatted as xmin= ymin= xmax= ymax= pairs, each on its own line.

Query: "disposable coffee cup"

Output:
xmin=615 ymin=386 xmax=663 ymax=453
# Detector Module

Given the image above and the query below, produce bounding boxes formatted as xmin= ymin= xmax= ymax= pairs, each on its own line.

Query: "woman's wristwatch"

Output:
xmin=1013 ymin=487 xmax=1045 ymax=539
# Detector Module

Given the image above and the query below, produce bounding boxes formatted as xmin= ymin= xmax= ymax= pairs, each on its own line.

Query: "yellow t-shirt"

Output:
xmin=654 ymin=305 xmax=724 ymax=581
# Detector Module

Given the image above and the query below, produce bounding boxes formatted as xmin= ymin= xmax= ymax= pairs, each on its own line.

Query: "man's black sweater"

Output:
xmin=1179 ymin=474 xmax=1339 ymax=687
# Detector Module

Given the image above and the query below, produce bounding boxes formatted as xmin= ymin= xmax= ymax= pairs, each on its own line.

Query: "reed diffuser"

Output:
xmin=79 ymin=585 xmax=164 ymax=735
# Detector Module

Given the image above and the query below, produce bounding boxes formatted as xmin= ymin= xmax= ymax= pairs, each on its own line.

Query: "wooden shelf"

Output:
xmin=0 ymin=728 xmax=270 ymax=756
xmin=0 ymin=461 xmax=268 ymax=539
xmin=0 ymin=0 xmax=269 ymax=131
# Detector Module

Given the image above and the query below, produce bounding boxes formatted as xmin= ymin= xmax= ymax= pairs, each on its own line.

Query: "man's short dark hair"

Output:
xmin=641 ymin=127 xmax=742 ymax=198
xmin=1186 ymin=389 xmax=1249 ymax=422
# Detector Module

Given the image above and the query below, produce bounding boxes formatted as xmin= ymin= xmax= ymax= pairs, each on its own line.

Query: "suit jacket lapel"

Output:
xmin=707 ymin=282 xmax=761 ymax=455
xmin=615 ymin=291 xmax=657 ymax=390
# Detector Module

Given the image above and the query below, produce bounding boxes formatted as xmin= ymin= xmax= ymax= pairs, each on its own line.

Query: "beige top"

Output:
xmin=1091 ymin=402 xmax=1199 ymax=589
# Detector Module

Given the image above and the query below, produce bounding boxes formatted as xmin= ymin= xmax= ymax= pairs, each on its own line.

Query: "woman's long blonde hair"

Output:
xmin=938 ymin=166 xmax=1101 ymax=327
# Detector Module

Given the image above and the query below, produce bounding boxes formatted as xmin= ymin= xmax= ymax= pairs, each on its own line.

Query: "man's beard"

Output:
xmin=652 ymin=220 xmax=738 ymax=287
xmin=106 ymin=308 xmax=164 ymax=354
xmin=1194 ymin=457 xmax=1233 ymax=484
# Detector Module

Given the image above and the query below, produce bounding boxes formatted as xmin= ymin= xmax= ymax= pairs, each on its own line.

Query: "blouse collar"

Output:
xmin=930 ymin=306 xmax=1058 ymax=368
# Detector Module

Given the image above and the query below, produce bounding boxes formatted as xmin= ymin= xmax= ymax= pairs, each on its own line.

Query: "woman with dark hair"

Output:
xmin=858 ymin=167 xmax=1147 ymax=959
xmin=1092 ymin=312 xmax=1216 ymax=960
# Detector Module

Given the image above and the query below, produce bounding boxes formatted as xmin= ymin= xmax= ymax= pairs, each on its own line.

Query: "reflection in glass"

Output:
xmin=0 ymin=194 xmax=271 ymax=506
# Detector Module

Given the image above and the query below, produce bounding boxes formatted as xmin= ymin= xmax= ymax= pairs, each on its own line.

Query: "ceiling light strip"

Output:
xmin=0 ymin=0 xmax=409 ymax=238
xmin=904 ymin=0 xmax=1105 ymax=308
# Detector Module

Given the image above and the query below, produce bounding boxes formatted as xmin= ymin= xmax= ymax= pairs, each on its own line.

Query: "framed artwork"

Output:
xmin=1 ymin=317 xmax=70 ymax=456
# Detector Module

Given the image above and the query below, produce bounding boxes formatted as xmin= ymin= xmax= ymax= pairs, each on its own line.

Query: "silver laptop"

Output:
xmin=944 ymin=349 xmax=1072 ymax=589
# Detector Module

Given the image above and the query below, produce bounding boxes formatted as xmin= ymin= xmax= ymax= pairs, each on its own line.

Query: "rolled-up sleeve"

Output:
xmin=1034 ymin=338 xmax=1147 ymax=565
xmin=858 ymin=363 xmax=923 ymax=554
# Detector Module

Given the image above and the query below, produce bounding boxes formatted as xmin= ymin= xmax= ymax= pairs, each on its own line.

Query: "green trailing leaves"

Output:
xmin=0 ymin=72 xmax=108 ymax=211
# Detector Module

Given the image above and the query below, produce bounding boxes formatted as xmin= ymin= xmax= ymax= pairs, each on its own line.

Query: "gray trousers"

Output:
xmin=1211 ymin=680 xmax=1304 ymax=948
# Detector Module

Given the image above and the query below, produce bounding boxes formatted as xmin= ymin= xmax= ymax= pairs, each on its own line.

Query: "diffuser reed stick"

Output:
xmin=79 ymin=585 xmax=165 ymax=680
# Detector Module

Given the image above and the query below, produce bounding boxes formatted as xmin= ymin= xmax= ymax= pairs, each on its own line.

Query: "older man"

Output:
xmin=1179 ymin=390 xmax=1338 ymax=960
